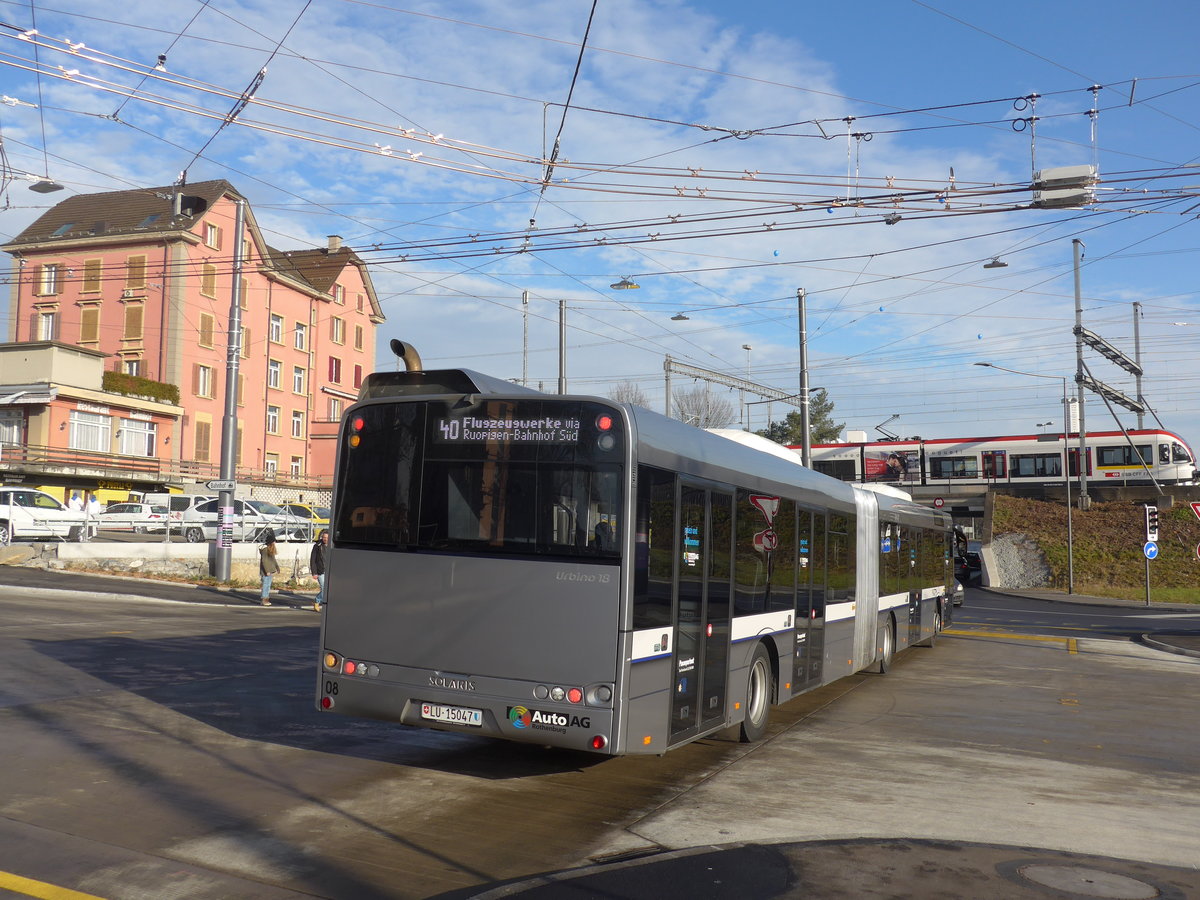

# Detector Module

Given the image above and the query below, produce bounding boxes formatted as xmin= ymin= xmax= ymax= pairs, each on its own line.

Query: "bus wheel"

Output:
xmin=919 ymin=609 xmax=942 ymax=648
xmin=739 ymin=643 xmax=774 ymax=743
xmin=873 ymin=619 xmax=895 ymax=674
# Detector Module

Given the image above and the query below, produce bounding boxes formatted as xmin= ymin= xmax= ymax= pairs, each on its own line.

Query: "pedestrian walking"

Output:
xmin=310 ymin=528 xmax=329 ymax=612
xmin=259 ymin=529 xmax=280 ymax=606
xmin=85 ymin=493 xmax=101 ymax=540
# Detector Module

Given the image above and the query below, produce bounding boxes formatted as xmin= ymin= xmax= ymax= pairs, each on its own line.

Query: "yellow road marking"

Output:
xmin=0 ymin=871 xmax=107 ymax=900
xmin=944 ymin=628 xmax=1076 ymax=651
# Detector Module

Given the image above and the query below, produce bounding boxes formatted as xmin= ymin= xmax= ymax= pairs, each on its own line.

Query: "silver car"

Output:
xmin=180 ymin=498 xmax=305 ymax=543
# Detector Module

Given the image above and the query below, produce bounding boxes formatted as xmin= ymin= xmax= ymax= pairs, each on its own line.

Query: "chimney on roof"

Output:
xmin=327 ymin=235 xmax=342 ymax=252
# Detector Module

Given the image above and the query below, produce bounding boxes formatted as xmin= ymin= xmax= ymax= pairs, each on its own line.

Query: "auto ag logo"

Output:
xmin=508 ymin=706 xmax=532 ymax=729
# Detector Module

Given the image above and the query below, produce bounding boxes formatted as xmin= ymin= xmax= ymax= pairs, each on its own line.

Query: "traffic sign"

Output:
xmin=1191 ymin=501 xmax=1200 ymax=521
xmin=933 ymin=498 xmax=944 ymax=509
xmin=205 ymin=479 xmax=236 ymax=492
xmin=1143 ymin=541 xmax=1159 ymax=560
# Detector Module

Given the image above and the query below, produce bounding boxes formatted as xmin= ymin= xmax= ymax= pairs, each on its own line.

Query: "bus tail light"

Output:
xmin=320 ymin=696 xmax=334 ymax=709
xmin=567 ymin=688 xmax=583 ymax=704
xmin=590 ymin=734 xmax=608 ymax=750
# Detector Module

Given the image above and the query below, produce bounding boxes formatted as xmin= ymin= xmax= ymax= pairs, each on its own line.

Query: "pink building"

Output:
xmin=2 ymin=180 xmax=384 ymax=486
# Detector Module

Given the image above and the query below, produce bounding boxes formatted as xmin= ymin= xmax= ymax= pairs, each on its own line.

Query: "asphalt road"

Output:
xmin=1 ymin=571 xmax=1198 ymax=899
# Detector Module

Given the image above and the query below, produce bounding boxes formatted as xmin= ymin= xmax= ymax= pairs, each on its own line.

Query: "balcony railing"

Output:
xmin=0 ymin=443 xmax=332 ymax=491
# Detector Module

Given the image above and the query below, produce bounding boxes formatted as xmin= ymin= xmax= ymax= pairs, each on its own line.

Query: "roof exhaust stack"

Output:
xmin=390 ymin=339 xmax=423 ymax=372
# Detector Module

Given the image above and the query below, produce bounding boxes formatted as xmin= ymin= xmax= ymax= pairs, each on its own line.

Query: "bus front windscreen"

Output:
xmin=335 ymin=398 xmax=624 ymax=560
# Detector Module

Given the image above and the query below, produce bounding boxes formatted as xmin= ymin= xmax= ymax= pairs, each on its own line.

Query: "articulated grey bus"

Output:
xmin=317 ymin=367 xmax=955 ymax=755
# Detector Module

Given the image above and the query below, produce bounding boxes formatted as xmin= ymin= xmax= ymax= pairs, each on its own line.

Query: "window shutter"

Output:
xmin=124 ymin=304 xmax=143 ymax=340
xmin=83 ymin=260 xmax=102 ymax=292
xmin=126 ymin=255 xmax=147 ymax=289
xmin=191 ymin=363 xmax=201 ymax=396
xmin=80 ymin=307 xmax=100 ymax=342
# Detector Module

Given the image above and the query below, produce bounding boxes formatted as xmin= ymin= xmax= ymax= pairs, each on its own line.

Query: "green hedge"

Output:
xmin=101 ymin=369 xmax=181 ymax=406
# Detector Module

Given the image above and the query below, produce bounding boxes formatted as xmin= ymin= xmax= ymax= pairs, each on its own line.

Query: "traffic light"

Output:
xmin=1145 ymin=505 xmax=1159 ymax=542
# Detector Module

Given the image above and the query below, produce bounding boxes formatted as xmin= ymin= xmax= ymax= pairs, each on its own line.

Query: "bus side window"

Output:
xmin=633 ymin=466 xmax=674 ymax=629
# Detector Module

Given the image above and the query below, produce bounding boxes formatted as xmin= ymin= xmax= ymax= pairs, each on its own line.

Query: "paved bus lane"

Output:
xmin=1 ymin=572 xmax=1199 ymax=899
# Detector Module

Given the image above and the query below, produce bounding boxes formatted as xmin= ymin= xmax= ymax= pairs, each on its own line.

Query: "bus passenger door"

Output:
xmin=670 ymin=485 xmax=732 ymax=742
xmin=793 ymin=507 xmax=818 ymax=690
xmin=701 ymin=492 xmax=732 ymax=730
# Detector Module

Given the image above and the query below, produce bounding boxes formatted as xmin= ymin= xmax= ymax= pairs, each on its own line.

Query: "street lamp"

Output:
xmin=974 ymin=362 xmax=1074 ymax=594
xmin=1037 ymin=421 xmax=1052 ymax=433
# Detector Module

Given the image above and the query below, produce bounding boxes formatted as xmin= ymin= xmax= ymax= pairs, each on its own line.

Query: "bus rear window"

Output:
xmin=335 ymin=398 xmax=623 ymax=560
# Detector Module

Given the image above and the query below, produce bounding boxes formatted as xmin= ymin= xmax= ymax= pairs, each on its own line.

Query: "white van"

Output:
xmin=0 ymin=487 xmax=88 ymax=543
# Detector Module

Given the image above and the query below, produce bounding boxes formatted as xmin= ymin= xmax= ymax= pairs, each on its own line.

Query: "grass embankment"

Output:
xmin=992 ymin=494 xmax=1200 ymax=604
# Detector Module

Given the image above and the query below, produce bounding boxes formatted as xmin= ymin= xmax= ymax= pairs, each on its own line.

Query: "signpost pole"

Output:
xmin=1144 ymin=555 xmax=1150 ymax=608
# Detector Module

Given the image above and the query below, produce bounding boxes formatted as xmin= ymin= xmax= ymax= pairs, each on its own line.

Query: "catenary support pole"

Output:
xmin=215 ymin=198 xmax=246 ymax=582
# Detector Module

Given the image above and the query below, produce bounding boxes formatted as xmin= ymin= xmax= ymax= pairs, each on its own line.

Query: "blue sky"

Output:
xmin=2 ymin=0 xmax=1199 ymax=447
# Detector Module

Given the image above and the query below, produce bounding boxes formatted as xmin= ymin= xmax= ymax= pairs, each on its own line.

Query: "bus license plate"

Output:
xmin=421 ymin=702 xmax=483 ymax=727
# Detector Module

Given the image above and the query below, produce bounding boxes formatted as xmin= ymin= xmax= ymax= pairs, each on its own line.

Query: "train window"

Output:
xmin=1096 ymin=445 xmax=1151 ymax=467
xmin=930 ymin=456 xmax=978 ymax=479
xmin=1011 ymin=453 xmax=1062 ymax=477
xmin=814 ymin=459 xmax=856 ymax=481
xmin=1173 ymin=443 xmax=1193 ymax=463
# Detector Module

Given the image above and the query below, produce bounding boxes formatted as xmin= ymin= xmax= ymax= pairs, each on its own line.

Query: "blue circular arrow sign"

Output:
xmin=1143 ymin=541 xmax=1159 ymax=560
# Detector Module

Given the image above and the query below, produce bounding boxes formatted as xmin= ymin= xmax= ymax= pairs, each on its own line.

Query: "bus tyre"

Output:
xmin=739 ymin=643 xmax=774 ymax=743
xmin=184 ymin=527 xmax=205 ymax=544
xmin=919 ymin=609 xmax=942 ymax=648
xmin=873 ymin=620 xmax=895 ymax=674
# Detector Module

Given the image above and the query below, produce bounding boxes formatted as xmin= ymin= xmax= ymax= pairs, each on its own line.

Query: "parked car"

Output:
xmin=180 ymin=498 xmax=306 ymax=543
xmin=138 ymin=493 xmax=213 ymax=533
xmin=279 ymin=501 xmax=330 ymax=537
xmin=0 ymin=487 xmax=88 ymax=543
xmin=97 ymin=502 xmax=170 ymax=534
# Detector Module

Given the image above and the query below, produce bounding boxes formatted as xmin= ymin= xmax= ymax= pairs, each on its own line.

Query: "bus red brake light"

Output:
xmin=567 ymin=688 xmax=583 ymax=704
xmin=596 ymin=414 xmax=613 ymax=431
xmin=344 ymin=660 xmax=358 ymax=675
xmin=352 ymin=416 xmax=365 ymax=432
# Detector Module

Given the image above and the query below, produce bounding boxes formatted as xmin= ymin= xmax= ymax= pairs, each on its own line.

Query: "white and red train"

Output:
xmin=795 ymin=429 xmax=1197 ymax=488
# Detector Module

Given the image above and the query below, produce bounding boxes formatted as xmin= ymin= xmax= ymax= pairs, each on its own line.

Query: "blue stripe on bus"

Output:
xmin=632 ymin=652 xmax=672 ymax=664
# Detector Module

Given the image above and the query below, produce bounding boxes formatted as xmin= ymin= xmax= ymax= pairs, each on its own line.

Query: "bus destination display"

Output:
xmin=434 ymin=414 xmax=582 ymax=444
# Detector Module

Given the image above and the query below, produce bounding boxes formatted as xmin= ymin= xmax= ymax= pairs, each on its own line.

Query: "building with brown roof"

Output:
xmin=2 ymin=180 xmax=384 ymax=489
